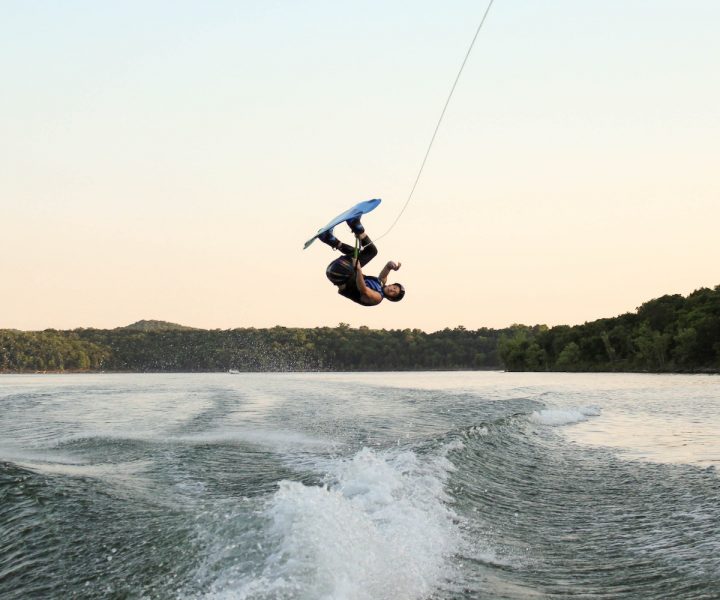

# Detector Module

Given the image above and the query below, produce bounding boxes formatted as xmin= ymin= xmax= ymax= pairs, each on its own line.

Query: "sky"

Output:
xmin=2 ymin=0 xmax=718 ymax=332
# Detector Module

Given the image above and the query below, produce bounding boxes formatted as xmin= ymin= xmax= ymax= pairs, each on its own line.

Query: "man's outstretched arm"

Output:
xmin=354 ymin=260 xmax=383 ymax=305
xmin=379 ymin=261 xmax=402 ymax=284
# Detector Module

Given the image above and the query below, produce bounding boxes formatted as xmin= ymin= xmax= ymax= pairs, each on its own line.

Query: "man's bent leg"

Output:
xmin=357 ymin=233 xmax=378 ymax=267
xmin=336 ymin=242 xmax=356 ymax=256
xmin=336 ymin=234 xmax=375 ymax=263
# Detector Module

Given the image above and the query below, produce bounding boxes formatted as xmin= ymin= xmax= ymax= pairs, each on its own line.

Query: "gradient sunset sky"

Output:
xmin=2 ymin=1 xmax=718 ymax=332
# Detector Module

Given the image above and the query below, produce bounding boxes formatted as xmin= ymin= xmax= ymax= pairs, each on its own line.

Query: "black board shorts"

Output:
xmin=326 ymin=256 xmax=355 ymax=286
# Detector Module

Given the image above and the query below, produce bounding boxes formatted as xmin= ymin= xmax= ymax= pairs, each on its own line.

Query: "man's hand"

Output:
xmin=385 ymin=261 xmax=401 ymax=271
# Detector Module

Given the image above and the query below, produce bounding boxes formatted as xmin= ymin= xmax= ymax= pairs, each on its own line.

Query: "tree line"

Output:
xmin=1 ymin=286 xmax=718 ymax=373
xmin=498 ymin=285 xmax=720 ymax=372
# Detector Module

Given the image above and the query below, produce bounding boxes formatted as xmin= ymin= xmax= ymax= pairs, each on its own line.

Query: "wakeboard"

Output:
xmin=303 ymin=198 xmax=381 ymax=249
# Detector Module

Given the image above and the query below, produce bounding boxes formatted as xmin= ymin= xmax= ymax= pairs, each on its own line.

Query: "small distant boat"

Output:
xmin=228 ymin=369 xmax=240 ymax=374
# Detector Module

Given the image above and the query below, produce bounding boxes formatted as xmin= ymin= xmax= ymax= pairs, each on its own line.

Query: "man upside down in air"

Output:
xmin=318 ymin=216 xmax=405 ymax=306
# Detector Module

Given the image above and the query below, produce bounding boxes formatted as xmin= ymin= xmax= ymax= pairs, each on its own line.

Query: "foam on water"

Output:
xmin=207 ymin=446 xmax=460 ymax=600
xmin=0 ymin=445 xmax=84 ymax=467
xmin=529 ymin=405 xmax=602 ymax=427
xmin=0 ymin=445 xmax=148 ymax=480
xmin=176 ymin=428 xmax=336 ymax=451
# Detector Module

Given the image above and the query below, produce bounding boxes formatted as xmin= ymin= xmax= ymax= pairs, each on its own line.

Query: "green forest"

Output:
xmin=2 ymin=285 xmax=719 ymax=373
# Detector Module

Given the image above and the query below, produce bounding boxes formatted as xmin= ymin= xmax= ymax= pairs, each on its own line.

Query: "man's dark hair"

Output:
xmin=386 ymin=283 xmax=405 ymax=302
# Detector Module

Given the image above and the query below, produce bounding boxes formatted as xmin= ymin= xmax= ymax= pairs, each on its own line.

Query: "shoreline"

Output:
xmin=2 ymin=368 xmax=717 ymax=376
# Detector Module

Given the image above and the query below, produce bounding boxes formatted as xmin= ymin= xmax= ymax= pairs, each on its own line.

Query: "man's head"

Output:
xmin=383 ymin=283 xmax=405 ymax=302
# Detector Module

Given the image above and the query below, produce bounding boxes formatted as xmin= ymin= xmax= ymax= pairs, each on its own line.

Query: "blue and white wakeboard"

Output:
xmin=303 ymin=198 xmax=381 ymax=249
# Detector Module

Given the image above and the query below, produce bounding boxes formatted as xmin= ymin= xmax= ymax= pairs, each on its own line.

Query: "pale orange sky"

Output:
xmin=2 ymin=1 xmax=718 ymax=332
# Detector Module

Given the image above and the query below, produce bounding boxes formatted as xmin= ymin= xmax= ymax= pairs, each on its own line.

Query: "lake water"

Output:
xmin=1 ymin=372 xmax=718 ymax=599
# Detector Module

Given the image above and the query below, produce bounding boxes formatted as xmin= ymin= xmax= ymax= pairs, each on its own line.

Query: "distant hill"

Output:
xmin=120 ymin=320 xmax=198 ymax=332
xmin=1 ymin=285 xmax=718 ymax=373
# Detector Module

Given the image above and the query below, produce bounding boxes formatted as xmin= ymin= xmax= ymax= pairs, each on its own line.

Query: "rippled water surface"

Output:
xmin=1 ymin=372 xmax=718 ymax=599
